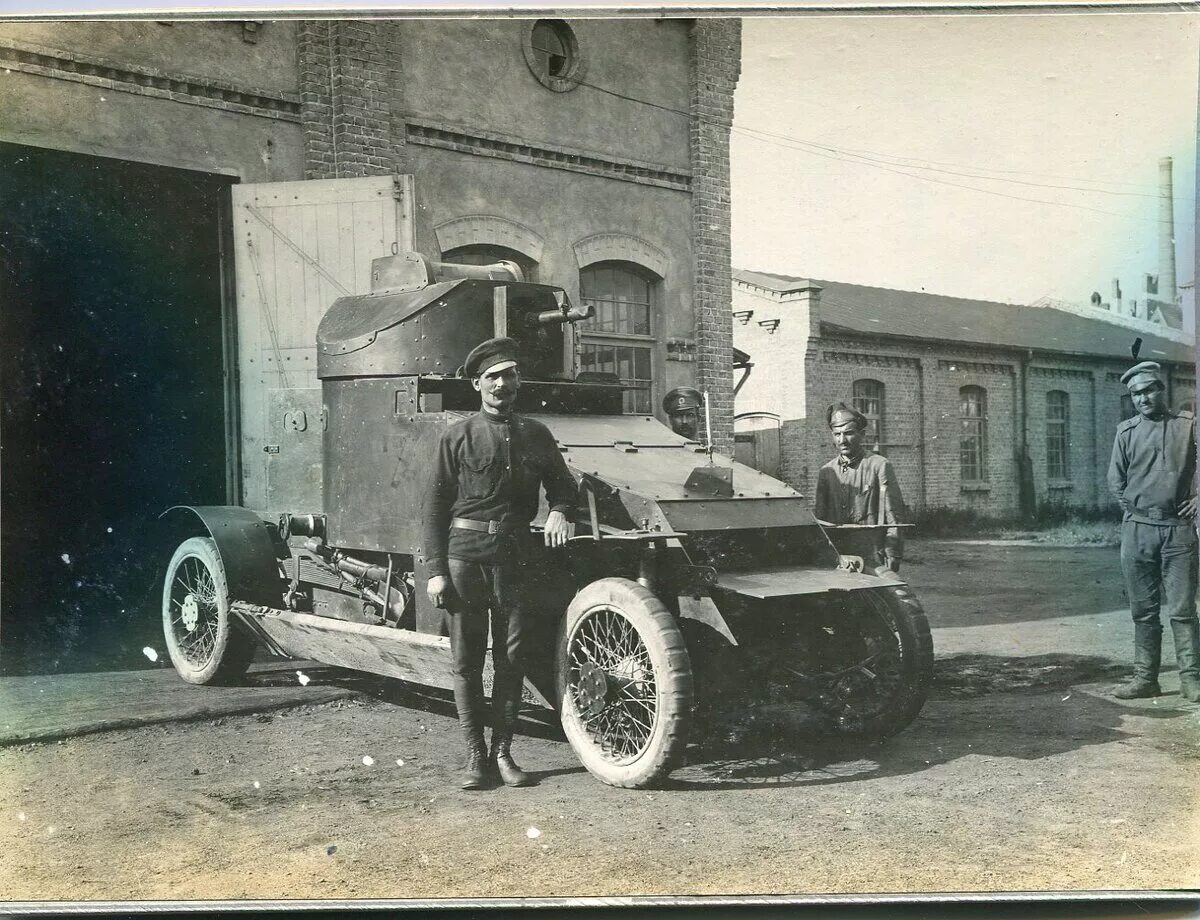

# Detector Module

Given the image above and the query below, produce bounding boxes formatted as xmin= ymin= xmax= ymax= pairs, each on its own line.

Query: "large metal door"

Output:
xmin=231 ymin=175 xmax=415 ymax=510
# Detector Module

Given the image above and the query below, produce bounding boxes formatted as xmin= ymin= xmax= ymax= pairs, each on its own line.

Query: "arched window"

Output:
xmin=1119 ymin=394 xmax=1136 ymax=421
xmin=441 ymin=244 xmax=538 ymax=283
xmin=960 ymin=385 xmax=988 ymax=483
xmin=579 ymin=261 xmax=656 ymax=414
xmin=1046 ymin=390 xmax=1070 ymax=479
xmin=851 ymin=378 xmax=885 ymax=449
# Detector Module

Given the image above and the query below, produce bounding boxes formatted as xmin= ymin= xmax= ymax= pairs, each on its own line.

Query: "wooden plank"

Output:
xmin=299 ymin=203 xmax=324 ymax=338
xmin=244 ymin=605 xmax=455 ymax=689
xmin=351 ymin=197 xmax=386 ymax=294
xmin=236 ymin=605 xmax=553 ymax=710
xmin=272 ymin=204 xmax=307 ymax=352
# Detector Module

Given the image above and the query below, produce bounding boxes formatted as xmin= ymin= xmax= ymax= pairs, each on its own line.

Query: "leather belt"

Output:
xmin=1129 ymin=504 xmax=1169 ymax=522
xmin=452 ymin=517 xmax=513 ymax=534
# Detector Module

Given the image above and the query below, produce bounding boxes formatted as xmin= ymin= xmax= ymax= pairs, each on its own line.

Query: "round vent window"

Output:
xmin=523 ymin=19 xmax=585 ymax=92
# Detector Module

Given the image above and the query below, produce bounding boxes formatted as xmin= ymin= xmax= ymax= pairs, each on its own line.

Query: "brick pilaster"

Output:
xmin=297 ymin=20 xmax=405 ymax=179
xmin=689 ymin=18 xmax=742 ymax=456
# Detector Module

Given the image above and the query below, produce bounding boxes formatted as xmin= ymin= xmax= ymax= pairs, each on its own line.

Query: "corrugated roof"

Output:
xmin=735 ymin=269 xmax=1194 ymax=364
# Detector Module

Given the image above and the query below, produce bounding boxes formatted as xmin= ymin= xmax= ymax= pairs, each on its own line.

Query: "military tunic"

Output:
xmin=422 ymin=411 xmax=576 ymax=577
xmin=814 ymin=452 xmax=907 ymax=568
xmin=1107 ymin=409 xmax=1198 ymax=681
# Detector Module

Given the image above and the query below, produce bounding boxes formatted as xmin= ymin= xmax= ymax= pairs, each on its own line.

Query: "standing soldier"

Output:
xmin=814 ymin=403 xmax=907 ymax=576
xmin=423 ymin=337 xmax=577 ymax=789
xmin=1108 ymin=361 xmax=1199 ymax=701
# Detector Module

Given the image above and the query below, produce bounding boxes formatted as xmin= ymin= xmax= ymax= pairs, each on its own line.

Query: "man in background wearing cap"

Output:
xmin=1108 ymin=361 xmax=1199 ymax=702
xmin=663 ymin=386 xmax=703 ymax=441
xmin=815 ymin=403 xmax=908 ymax=577
xmin=423 ymin=336 xmax=577 ymax=788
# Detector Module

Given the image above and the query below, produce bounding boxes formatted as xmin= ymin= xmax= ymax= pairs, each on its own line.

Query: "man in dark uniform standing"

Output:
xmin=423 ymin=337 xmax=577 ymax=788
xmin=814 ymin=403 xmax=907 ymax=577
xmin=1108 ymin=361 xmax=1199 ymax=701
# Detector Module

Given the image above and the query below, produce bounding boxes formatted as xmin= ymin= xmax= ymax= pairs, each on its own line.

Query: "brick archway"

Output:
xmin=572 ymin=232 xmax=668 ymax=278
xmin=434 ymin=215 xmax=544 ymax=264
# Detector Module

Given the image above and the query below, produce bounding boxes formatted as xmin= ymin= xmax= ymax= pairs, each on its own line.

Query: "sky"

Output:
xmin=731 ymin=13 xmax=1199 ymax=329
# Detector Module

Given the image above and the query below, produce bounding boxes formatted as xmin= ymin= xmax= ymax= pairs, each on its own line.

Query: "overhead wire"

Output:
xmin=544 ymin=59 xmax=1189 ymax=225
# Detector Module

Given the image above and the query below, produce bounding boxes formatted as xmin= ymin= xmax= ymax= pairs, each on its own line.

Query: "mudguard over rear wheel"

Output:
xmin=162 ymin=536 xmax=256 ymax=685
xmin=556 ymin=578 xmax=694 ymax=788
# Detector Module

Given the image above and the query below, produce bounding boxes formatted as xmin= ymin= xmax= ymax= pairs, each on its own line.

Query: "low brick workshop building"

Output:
xmin=732 ymin=270 xmax=1196 ymax=516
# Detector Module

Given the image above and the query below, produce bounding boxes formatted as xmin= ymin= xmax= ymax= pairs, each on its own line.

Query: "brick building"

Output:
xmin=0 ymin=19 xmax=741 ymax=663
xmin=732 ymin=270 xmax=1196 ymax=516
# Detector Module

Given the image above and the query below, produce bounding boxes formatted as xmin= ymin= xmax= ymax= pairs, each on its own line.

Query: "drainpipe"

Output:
xmin=1017 ymin=350 xmax=1036 ymax=517
xmin=916 ymin=358 xmax=928 ymax=511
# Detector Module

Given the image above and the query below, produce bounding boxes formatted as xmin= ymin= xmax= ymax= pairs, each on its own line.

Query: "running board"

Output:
xmin=231 ymin=602 xmax=554 ymax=710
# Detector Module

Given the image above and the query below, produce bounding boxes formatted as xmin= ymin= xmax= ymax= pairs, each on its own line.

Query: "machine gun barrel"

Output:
xmin=534 ymin=304 xmax=593 ymax=325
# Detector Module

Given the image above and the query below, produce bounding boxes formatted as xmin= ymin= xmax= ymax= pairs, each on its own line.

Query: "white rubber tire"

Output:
xmin=556 ymin=577 xmax=693 ymax=789
xmin=162 ymin=536 xmax=254 ymax=685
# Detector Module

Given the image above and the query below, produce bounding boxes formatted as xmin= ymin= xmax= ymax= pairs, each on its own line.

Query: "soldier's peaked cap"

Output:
xmin=1120 ymin=361 xmax=1164 ymax=390
xmin=827 ymin=402 xmax=868 ymax=430
xmin=464 ymin=337 xmax=519 ymax=378
xmin=663 ymin=386 xmax=702 ymax=414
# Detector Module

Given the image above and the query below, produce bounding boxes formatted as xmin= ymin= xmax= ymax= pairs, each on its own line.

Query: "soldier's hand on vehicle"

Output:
xmin=427 ymin=575 xmax=450 ymax=609
xmin=543 ymin=510 xmax=573 ymax=548
xmin=1179 ymin=496 xmax=1198 ymax=520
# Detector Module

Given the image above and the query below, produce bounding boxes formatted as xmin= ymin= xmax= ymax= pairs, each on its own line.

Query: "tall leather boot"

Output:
xmin=455 ymin=680 xmax=491 ymax=790
xmin=490 ymin=675 xmax=534 ymax=787
xmin=1170 ymin=618 xmax=1200 ymax=702
xmin=1114 ymin=622 xmax=1163 ymax=699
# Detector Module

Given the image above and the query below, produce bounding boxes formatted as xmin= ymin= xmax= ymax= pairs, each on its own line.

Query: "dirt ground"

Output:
xmin=2 ymin=542 xmax=1199 ymax=901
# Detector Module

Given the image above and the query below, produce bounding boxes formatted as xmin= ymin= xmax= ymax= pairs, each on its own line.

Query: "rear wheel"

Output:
xmin=162 ymin=536 xmax=255 ymax=685
xmin=556 ymin=578 xmax=693 ymax=788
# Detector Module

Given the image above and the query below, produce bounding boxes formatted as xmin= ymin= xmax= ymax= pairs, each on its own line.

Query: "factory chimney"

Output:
xmin=1112 ymin=278 xmax=1123 ymax=315
xmin=1158 ymin=157 xmax=1177 ymax=305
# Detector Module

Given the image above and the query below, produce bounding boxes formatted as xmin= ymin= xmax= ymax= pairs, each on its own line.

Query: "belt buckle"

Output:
xmin=488 ymin=520 xmax=501 ymax=534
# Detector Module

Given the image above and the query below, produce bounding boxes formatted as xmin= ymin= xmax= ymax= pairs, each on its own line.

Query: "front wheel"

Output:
xmin=162 ymin=536 xmax=255 ymax=685
xmin=804 ymin=583 xmax=933 ymax=739
xmin=556 ymin=578 xmax=693 ymax=788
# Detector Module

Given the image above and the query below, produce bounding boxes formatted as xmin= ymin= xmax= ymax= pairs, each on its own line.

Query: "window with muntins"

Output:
xmin=960 ymin=385 xmax=988 ymax=483
xmin=852 ymin=378 xmax=885 ymax=449
xmin=579 ymin=262 xmax=655 ymax=414
xmin=1046 ymin=390 xmax=1070 ymax=479
xmin=1119 ymin=394 xmax=1136 ymax=421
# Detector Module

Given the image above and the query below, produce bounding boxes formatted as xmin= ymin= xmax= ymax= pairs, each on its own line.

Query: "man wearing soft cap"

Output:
xmin=423 ymin=336 xmax=577 ymax=788
xmin=814 ymin=402 xmax=908 ymax=576
xmin=1107 ymin=360 xmax=1199 ymax=702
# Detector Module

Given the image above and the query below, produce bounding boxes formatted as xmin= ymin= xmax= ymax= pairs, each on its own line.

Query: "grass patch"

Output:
xmin=913 ymin=504 xmax=1120 ymax=546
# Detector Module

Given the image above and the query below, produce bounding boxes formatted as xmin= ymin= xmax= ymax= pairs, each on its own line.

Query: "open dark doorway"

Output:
xmin=1 ymin=142 xmax=234 ymax=675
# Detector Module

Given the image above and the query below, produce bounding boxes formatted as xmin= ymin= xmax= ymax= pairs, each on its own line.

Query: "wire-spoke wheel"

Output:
xmin=162 ymin=537 xmax=254 ymax=685
xmin=556 ymin=578 xmax=693 ymax=788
